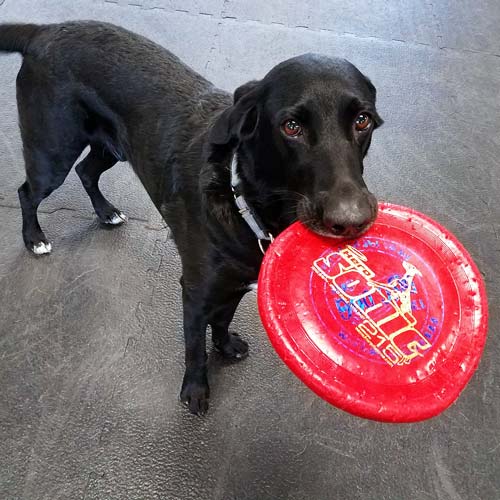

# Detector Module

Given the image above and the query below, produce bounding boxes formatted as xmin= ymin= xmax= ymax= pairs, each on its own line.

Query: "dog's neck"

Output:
xmin=202 ymin=148 xmax=296 ymax=255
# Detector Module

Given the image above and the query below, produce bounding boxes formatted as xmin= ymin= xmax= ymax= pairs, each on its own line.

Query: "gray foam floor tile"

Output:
xmin=1 ymin=1 xmax=499 ymax=500
xmin=434 ymin=0 xmax=500 ymax=54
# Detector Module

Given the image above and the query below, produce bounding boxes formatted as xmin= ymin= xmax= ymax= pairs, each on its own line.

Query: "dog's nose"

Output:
xmin=322 ymin=194 xmax=376 ymax=238
xmin=324 ymin=216 xmax=372 ymax=238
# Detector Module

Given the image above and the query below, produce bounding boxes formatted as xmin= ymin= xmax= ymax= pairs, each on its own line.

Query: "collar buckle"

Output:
xmin=258 ymin=234 xmax=274 ymax=255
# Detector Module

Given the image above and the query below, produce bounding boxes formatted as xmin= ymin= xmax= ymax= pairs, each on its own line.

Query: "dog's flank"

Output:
xmin=0 ymin=21 xmax=382 ymax=414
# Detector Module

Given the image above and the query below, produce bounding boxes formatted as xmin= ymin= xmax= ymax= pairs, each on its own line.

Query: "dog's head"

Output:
xmin=209 ymin=54 xmax=383 ymax=239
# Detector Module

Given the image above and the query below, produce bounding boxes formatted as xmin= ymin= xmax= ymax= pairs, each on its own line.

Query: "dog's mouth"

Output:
xmin=296 ymin=196 xmax=378 ymax=240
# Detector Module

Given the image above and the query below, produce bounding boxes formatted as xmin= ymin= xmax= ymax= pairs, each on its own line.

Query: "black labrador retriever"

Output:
xmin=0 ymin=21 xmax=382 ymax=414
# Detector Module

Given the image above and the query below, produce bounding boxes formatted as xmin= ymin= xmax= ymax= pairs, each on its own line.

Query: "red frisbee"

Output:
xmin=258 ymin=203 xmax=488 ymax=423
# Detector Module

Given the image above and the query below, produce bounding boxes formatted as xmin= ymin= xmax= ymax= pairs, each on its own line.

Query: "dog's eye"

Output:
xmin=354 ymin=113 xmax=372 ymax=132
xmin=281 ymin=119 xmax=303 ymax=138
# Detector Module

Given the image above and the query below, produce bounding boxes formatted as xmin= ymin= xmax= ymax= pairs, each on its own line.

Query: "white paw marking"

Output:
xmin=107 ymin=212 xmax=127 ymax=225
xmin=248 ymin=282 xmax=258 ymax=292
xmin=32 ymin=242 xmax=52 ymax=255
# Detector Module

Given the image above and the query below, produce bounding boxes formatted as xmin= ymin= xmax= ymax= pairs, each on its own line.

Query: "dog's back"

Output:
xmin=0 ymin=21 xmax=213 ymax=120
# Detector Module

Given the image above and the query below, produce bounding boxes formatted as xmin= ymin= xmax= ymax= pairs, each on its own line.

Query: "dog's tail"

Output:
xmin=0 ymin=23 xmax=40 ymax=55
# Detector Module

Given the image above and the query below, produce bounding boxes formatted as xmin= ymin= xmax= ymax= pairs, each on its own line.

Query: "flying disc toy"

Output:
xmin=257 ymin=203 xmax=488 ymax=423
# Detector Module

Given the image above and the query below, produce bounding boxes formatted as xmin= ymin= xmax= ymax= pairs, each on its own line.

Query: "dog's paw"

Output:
xmin=30 ymin=241 xmax=52 ymax=255
xmin=180 ymin=376 xmax=210 ymax=416
xmin=98 ymin=208 xmax=128 ymax=225
xmin=214 ymin=332 xmax=249 ymax=361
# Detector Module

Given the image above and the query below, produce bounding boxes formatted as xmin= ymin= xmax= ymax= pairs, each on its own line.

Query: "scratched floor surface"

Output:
xmin=0 ymin=1 xmax=499 ymax=499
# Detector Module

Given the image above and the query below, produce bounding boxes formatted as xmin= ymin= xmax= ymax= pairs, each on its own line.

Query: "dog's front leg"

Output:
xmin=179 ymin=283 xmax=210 ymax=415
xmin=210 ymin=289 xmax=249 ymax=360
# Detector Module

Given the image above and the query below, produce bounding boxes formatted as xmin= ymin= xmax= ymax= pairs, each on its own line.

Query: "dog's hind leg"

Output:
xmin=75 ymin=146 xmax=126 ymax=225
xmin=16 ymin=64 xmax=88 ymax=254
xmin=18 ymin=145 xmax=86 ymax=255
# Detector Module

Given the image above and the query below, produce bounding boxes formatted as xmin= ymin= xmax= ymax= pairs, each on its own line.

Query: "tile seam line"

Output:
xmin=0 ymin=203 xmax=158 ymax=224
xmin=102 ymin=1 xmax=500 ymax=60
xmin=204 ymin=0 xmax=226 ymax=71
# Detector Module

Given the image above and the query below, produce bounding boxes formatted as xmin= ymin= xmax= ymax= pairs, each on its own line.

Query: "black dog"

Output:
xmin=0 ymin=21 xmax=382 ymax=414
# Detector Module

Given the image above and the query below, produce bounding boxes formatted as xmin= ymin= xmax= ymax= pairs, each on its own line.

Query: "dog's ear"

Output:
xmin=209 ymin=80 xmax=263 ymax=146
xmin=364 ymin=77 xmax=384 ymax=128
xmin=364 ymin=76 xmax=377 ymax=98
